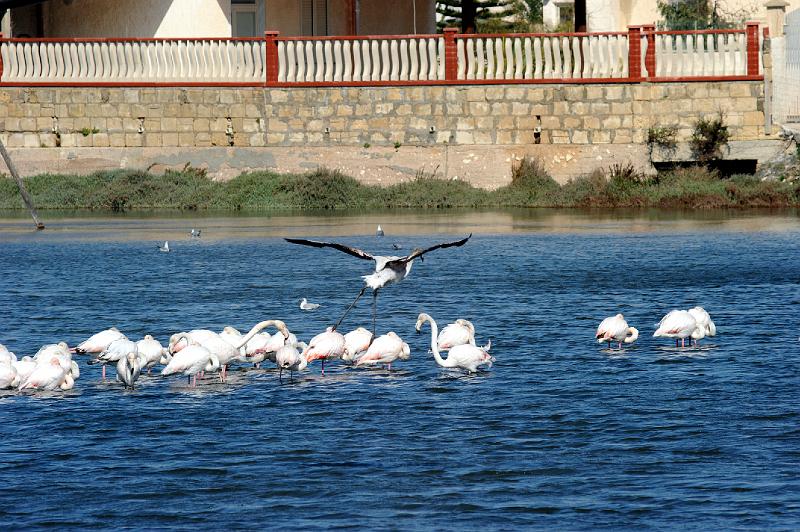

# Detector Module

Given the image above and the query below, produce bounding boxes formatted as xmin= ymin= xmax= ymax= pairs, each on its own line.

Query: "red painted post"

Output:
xmin=443 ymin=27 xmax=458 ymax=81
xmin=746 ymin=21 xmax=760 ymax=76
xmin=627 ymin=26 xmax=642 ymax=80
xmin=642 ymin=24 xmax=656 ymax=78
xmin=265 ymin=31 xmax=279 ymax=86
xmin=0 ymin=33 xmax=4 ymax=83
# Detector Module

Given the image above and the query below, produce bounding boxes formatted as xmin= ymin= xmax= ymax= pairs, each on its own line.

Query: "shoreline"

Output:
xmin=1 ymin=163 xmax=799 ymax=211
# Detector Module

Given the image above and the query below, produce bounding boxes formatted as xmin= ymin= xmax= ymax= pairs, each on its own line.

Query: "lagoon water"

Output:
xmin=0 ymin=209 xmax=798 ymax=529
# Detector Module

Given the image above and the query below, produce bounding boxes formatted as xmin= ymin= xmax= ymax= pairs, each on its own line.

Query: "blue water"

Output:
xmin=0 ymin=212 xmax=799 ymax=529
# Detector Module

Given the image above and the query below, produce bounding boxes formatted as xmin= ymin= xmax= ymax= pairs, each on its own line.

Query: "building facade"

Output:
xmin=0 ymin=0 xmax=436 ymax=38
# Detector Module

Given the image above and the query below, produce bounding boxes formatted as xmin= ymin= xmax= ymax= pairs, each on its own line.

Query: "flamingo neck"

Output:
xmin=235 ymin=320 xmax=286 ymax=349
xmin=423 ymin=316 xmax=453 ymax=368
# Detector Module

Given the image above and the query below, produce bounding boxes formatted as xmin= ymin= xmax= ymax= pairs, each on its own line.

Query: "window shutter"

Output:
xmin=301 ymin=0 xmax=314 ymax=35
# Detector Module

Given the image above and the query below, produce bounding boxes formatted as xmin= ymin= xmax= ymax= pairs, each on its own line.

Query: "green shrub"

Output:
xmin=691 ymin=113 xmax=730 ymax=163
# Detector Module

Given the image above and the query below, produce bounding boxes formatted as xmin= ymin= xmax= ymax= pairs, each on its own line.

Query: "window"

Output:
xmin=301 ymin=0 xmax=328 ymax=36
xmin=232 ymin=0 xmax=257 ymax=37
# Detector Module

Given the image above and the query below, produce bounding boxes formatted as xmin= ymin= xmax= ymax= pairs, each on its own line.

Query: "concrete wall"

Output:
xmin=0 ymin=81 xmax=772 ymax=184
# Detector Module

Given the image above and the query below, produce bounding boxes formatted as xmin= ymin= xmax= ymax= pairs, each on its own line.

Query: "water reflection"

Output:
xmin=0 ymin=208 xmax=798 ymax=241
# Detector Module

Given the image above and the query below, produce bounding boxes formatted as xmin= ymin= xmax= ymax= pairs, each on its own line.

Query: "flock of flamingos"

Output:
xmin=0 ymin=233 xmax=718 ymax=392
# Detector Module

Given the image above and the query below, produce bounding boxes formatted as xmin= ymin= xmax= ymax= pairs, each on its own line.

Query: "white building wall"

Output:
xmin=43 ymin=0 xmax=232 ymax=38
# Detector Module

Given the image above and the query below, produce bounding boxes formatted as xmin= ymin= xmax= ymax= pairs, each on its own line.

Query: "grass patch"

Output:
xmin=1 ymin=158 xmax=799 ymax=211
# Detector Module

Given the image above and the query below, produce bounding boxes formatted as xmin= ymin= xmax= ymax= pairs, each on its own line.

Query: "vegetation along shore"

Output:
xmin=0 ymin=158 xmax=798 ymax=211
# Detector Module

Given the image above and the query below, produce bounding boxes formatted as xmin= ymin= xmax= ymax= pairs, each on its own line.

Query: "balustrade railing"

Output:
xmin=0 ymin=24 xmax=763 ymax=87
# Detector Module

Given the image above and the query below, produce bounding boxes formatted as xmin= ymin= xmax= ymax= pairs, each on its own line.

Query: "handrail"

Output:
xmin=0 ymin=24 xmax=764 ymax=87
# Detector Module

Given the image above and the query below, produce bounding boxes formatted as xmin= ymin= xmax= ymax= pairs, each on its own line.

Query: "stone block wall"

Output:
xmin=0 ymin=82 xmax=769 ymax=151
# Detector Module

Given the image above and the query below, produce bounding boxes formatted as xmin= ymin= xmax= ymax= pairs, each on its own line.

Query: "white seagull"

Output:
xmin=159 ymin=241 xmax=170 ymax=252
xmin=300 ymin=298 xmax=320 ymax=311
xmin=285 ymin=234 xmax=471 ymax=335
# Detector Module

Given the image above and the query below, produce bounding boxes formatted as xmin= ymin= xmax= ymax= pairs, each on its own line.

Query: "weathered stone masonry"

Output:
xmin=0 ymin=82 xmax=774 ymax=185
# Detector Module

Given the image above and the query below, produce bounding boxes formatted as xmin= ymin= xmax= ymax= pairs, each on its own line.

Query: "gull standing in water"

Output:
xmin=285 ymin=234 xmax=471 ymax=336
xmin=159 ymin=241 xmax=170 ymax=252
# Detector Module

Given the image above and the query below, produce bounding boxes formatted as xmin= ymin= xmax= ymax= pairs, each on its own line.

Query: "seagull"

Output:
xmin=376 ymin=225 xmax=384 ymax=237
xmin=190 ymin=229 xmax=201 ymax=238
xmin=159 ymin=241 xmax=170 ymax=252
xmin=284 ymin=234 xmax=472 ymax=336
xmin=392 ymin=243 xmax=403 ymax=250
xmin=300 ymin=298 xmax=320 ymax=311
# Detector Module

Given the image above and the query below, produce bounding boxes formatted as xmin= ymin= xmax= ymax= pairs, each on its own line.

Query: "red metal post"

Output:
xmin=265 ymin=31 xmax=279 ymax=86
xmin=642 ymin=24 xmax=655 ymax=78
xmin=0 ymin=33 xmax=4 ymax=83
xmin=627 ymin=26 xmax=642 ymax=80
xmin=746 ymin=21 xmax=760 ymax=76
xmin=443 ymin=27 xmax=458 ymax=81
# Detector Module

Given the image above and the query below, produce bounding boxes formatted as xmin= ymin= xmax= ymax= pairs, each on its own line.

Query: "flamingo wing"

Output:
xmin=387 ymin=234 xmax=472 ymax=267
xmin=284 ymin=238 xmax=374 ymax=261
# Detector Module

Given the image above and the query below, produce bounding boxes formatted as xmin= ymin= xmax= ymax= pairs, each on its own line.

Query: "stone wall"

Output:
xmin=0 ymin=81 xmax=775 ymax=185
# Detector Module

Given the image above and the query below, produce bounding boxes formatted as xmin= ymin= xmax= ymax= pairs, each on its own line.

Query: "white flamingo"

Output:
xmin=75 ymin=328 xmax=126 ymax=354
xmin=285 ymin=234 xmax=471 ymax=335
xmin=12 ymin=356 xmax=37 ymax=384
xmin=116 ymin=352 xmax=143 ymax=389
xmin=88 ymin=338 xmax=137 ymax=380
xmin=688 ymin=306 xmax=716 ymax=344
xmin=354 ymin=332 xmax=410 ymax=370
xmin=303 ymin=327 xmax=346 ymax=375
xmin=416 ymin=313 xmax=494 ymax=373
xmin=161 ymin=341 xmax=220 ymax=387
xmin=342 ymin=327 xmax=373 ymax=363
xmin=437 ymin=319 xmax=476 ymax=350
xmin=18 ymin=357 xmax=73 ymax=391
xmin=137 ymin=335 xmax=169 ymax=373
xmin=595 ymin=314 xmax=639 ymax=349
xmin=275 ymin=341 xmax=308 ymax=381
xmin=654 ymin=310 xmax=698 ymax=347
xmin=0 ymin=362 xmax=19 ymax=389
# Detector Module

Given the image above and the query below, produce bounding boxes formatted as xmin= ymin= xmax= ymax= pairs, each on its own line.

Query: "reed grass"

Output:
xmin=0 ymin=160 xmax=798 ymax=211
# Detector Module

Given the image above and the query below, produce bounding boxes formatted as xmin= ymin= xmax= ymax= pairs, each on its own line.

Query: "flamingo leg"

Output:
xmin=187 ymin=375 xmax=191 ymax=385
xmin=333 ymin=285 xmax=367 ymax=331
xmin=279 ymin=367 xmax=283 ymax=383
xmin=387 ymin=363 xmax=391 ymax=371
xmin=101 ymin=365 xmax=106 ymax=380
xmin=321 ymin=358 xmax=325 ymax=376
xmin=371 ymin=289 xmax=379 ymax=342
xmin=192 ymin=374 xmax=197 ymax=387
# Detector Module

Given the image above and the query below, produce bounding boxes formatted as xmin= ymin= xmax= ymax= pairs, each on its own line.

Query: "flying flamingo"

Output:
xmin=437 ymin=319 xmax=476 ymax=350
xmin=354 ymin=332 xmax=410 ymax=370
xmin=595 ymin=314 xmax=639 ymax=349
xmin=415 ymin=313 xmax=494 ymax=373
xmin=342 ymin=327 xmax=373 ymax=363
xmin=284 ymin=234 xmax=471 ymax=336
xmin=302 ymin=327 xmax=346 ymax=375
xmin=654 ymin=310 xmax=698 ymax=347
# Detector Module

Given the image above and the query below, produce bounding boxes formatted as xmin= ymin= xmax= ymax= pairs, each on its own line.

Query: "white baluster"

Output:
xmin=552 ymin=37 xmax=562 ymax=78
xmin=30 ymin=42 xmax=41 ymax=79
xmin=418 ymin=39 xmax=428 ymax=81
xmin=312 ymin=41 xmax=322 ymax=82
xmin=620 ymin=35 xmax=629 ymax=77
xmin=437 ymin=37 xmax=445 ymax=80
xmin=468 ymin=38 xmax=478 ymax=80
xmin=380 ymin=40 xmax=390 ymax=81
xmin=322 ymin=41 xmax=332 ymax=82
xmin=401 ymin=39 xmax=411 ymax=80
xmin=714 ymin=34 xmax=723 ymax=76
xmin=360 ymin=41 xmax=370 ymax=81
xmin=512 ymin=37 xmax=522 ymax=79
xmin=390 ymin=40 xmax=401 ymax=81
xmin=371 ymin=40 xmax=381 ymax=80
xmin=284 ymin=41 xmax=295 ymax=82
xmin=560 ymin=37 xmax=570 ymax=79
xmin=494 ymin=38 xmax=504 ymax=79
xmin=504 ymin=37 xmax=514 ymax=79
xmin=333 ymin=40 xmax=343 ymax=82
xmin=581 ymin=37 xmax=591 ymax=78
xmin=533 ymin=37 xmax=543 ymax=78
xmin=298 ymin=41 xmax=308 ymax=82
xmin=543 ymin=37 xmax=553 ymax=78
xmin=340 ymin=41 xmax=350 ymax=81
xmin=523 ymin=37 xmax=533 ymax=79
xmin=485 ymin=38 xmax=495 ymax=80
xmin=408 ymin=39 xmax=417 ymax=80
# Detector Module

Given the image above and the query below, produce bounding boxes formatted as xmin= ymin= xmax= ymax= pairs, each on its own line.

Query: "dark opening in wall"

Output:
xmin=653 ymin=160 xmax=758 ymax=177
